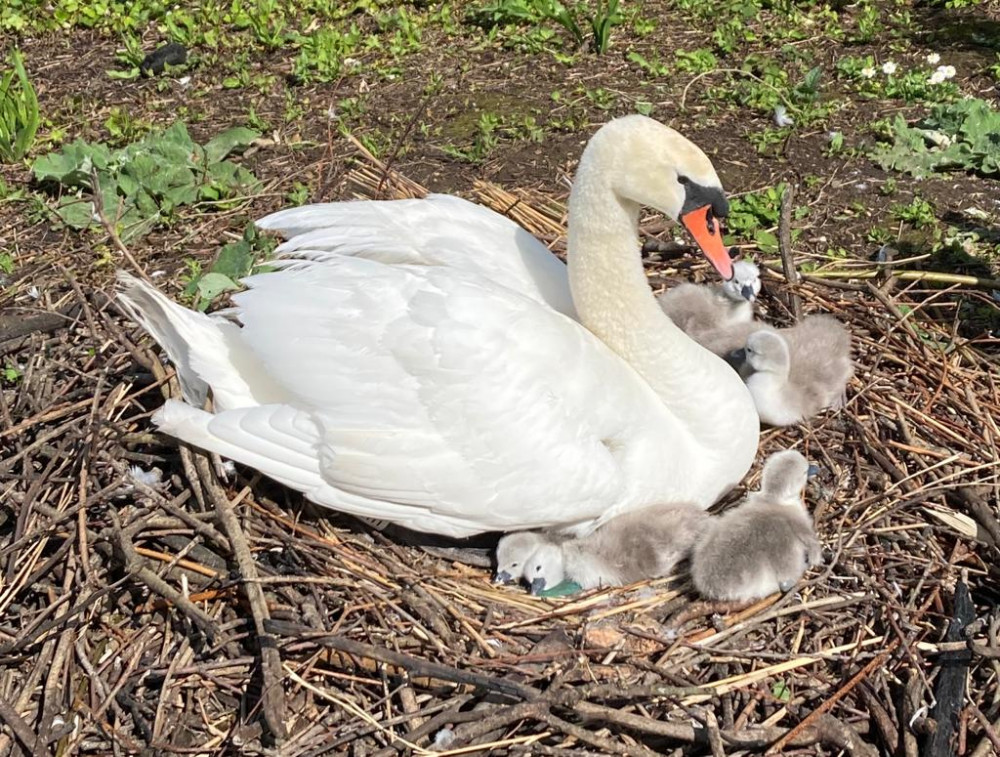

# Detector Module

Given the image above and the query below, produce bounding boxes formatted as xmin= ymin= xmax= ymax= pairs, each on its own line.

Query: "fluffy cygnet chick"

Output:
xmin=734 ymin=314 xmax=853 ymax=426
xmin=690 ymin=450 xmax=823 ymax=602
xmin=657 ymin=260 xmax=763 ymax=355
xmin=522 ymin=504 xmax=710 ymax=594
xmin=494 ymin=531 xmax=550 ymax=584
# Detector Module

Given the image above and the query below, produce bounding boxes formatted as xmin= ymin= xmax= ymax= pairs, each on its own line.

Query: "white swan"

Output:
xmin=117 ymin=115 xmax=760 ymax=538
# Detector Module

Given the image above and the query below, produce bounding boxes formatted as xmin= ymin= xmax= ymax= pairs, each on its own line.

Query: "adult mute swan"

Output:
xmin=118 ymin=115 xmax=760 ymax=538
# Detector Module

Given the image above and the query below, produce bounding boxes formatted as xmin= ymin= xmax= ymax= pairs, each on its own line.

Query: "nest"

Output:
xmin=1 ymin=146 xmax=998 ymax=757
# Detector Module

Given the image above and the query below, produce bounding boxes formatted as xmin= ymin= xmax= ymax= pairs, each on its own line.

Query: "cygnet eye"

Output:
xmin=511 ymin=562 xmax=519 ymax=568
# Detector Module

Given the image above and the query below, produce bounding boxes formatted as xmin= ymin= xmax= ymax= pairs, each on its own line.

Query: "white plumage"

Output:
xmin=117 ymin=116 xmax=760 ymax=538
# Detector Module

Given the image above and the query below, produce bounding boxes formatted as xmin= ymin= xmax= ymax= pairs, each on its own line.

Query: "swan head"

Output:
xmin=583 ymin=115 xmax=733 ymax=279
xmin=524 ymin=542 xmax=565 ymax=595
xmin=495 ymin=532 xmax=547 ymax=584
xmin=721 ymin=260 xmax=761 ymax=303
xmin=742 ymin=329 xmax=790 ymax=375
xmin=760 ymin=450 xmax=810 ymax=506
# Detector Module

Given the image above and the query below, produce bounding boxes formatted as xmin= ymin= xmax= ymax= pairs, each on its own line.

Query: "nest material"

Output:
xmin=1 ymin=149 xmax=999 ymax=757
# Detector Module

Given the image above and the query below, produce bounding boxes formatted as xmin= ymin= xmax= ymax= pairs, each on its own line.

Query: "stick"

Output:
xmin=0 ymin=696 xmax=42 ymax=755
xmin=766 ymin=642 xmax=894 ymax=754
xmin=106 ymin=511 xmax=222 ymax=641
xmin=193 ymin=453 xmax=287 ymax=743
xmin=264 ymin=618 xmax=540 ymax=702
xmin=777 ymin=183 xmax=802 ymax=321
xmin=89 ymin=166 xmax=151 ymax=283
xmin=926 ymin=581 xmax=976 ymax=757
xmin=799 ymin=267 xmax=1000 ymax=289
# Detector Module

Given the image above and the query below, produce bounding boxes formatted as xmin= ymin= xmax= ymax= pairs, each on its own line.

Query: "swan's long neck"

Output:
xmin=566 ymin=166 xmax=734 ymax=421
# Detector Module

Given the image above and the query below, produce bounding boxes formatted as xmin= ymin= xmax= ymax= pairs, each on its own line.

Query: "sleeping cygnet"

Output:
xmin=657 ymin=260 xmax=763 ymax=355
xmin=494 ymin=531 xmax=550 ymax=585
xmin=521 ymin=504 xmax=710 ymax=594
xmin=690 ymin=450 xmax=823 ymax=602
xmin=735 ymin=314 xmax=853 ymax=426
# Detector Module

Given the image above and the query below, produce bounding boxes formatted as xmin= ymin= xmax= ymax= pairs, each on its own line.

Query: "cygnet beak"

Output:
xmin=778 ymin=579 xmax=796 ymax=593
xmin=807 ymin=464 xmax=821 ymax=478
xmin=740 ymin=285 xmax=756 ymax=302
xmin=729 ymin=347 xmax=747 ymax=363
xmin=494 ymin=570 xmax=513 ymax=585
xmin=529 ymin=577 xmax=547 ymax=595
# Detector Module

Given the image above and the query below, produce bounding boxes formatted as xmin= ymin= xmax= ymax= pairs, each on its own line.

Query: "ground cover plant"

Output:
xmin=1 ymin=0 xmax=999 ymax=754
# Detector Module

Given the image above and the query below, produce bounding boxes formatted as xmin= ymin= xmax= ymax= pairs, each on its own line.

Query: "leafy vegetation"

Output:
xmin=0 ymin=48 xmax=39 ymax=162
xmin=32 ymin=123 xmax=260 ymax=241
xmin=724 ymin=185 xmax=807 ymax=254
xmin=872 ymin=98 xmax=1000 ymax=178
xmin=181 ymin=222 xmax=277 ymax=310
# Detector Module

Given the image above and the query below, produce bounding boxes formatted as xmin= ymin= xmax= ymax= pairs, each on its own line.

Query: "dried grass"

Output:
xmin=1 ymin=148 xmax=998 ymax=756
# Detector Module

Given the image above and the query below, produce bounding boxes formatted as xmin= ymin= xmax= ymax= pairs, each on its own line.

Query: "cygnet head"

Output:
xmin=760 ymin=450 xmax=810 ymax=506
xmin=575 ymin=115 xmax=733 ymax=279
xmin=721 ymin=260 xmax=762 ymax=303
xmin=523 ymin=542 xmax=566 ymax=595
xmin=743 ymin=329 xmax=790 ymax=374
xmin=495 ymin=532 xmax=546 ymax=585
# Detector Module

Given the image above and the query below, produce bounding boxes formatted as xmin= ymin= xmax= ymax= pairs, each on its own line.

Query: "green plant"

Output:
xmin=628 ymin=51 xmax=668 ymax=77
xmin=182 ymin=222 xmax=277 ymax=311
xmin=589 ymin=0 xmax=622 ymax=54
xmin=674 ymin=48 xmax=717 ymax=74
xmin=725 ymin=184 xmax=806 ymax=253
xmin=2 ymin=361 xmax=21 ymax=384
xmin=872 ymin=98 xmax=1000 ymax=178
xmin=0 ymin=49 xmax=39 ymax=162
xmin=0 ymin=250 xmax=13 ymax=273
xmin=293 ymin=25 xmax=363 ymax=83
xmin=32 ymin=123 xmax=260 ymax=241
xmin=891 ymin=196 xmax=936 ymax=229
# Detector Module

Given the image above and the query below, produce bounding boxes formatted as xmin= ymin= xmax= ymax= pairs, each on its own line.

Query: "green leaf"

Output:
xmin=194 ymin=272 xmax=240 ymax=310
xmin=203 ymin=126 xmax=260 ymax=164
xmin=771 ymin=680 xmax=791 ymax=702
xmin=55 ymin=195 xmax=97 ymax=229
xmin=213 ymin=238 xmax=255 ymax=280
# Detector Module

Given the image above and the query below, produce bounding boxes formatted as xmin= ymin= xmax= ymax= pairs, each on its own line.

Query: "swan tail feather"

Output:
xmin=116 ymin=272 xmax=259 ymax=410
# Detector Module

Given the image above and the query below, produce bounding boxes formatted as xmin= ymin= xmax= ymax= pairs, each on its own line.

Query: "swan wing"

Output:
xmin=257 ymin=194 xmax=577 ymax=318
xmin=160 ymin=256 xmax=674 ymax=537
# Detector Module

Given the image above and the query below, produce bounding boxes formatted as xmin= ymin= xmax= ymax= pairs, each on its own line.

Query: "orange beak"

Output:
xmin=681 ymin=205 xmax=733 ymax=281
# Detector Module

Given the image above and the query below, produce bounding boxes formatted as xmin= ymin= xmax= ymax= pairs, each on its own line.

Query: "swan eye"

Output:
xmin=511 ymin=562 xmax=518 ymax=568
xmin=677 ymin=175 xmax=691 ymax=185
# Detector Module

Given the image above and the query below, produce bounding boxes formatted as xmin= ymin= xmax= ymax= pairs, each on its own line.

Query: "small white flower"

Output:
xmin=343 ymin=57 xmax=360 ymax=69
xmin=928 ymin=70 xmax=946 ymax=85
xmin=773 ymin=104 xmax=794 ymax=128
xmin=926 ymin=53 xmax=940 ymax=65
xmin=27 ymin=285 xmax=39 ymax=299
xmin=937 ymin=64 xmax=956 ymax=80
xmin=860 ymin=66 xmax=877 ymax=79
xmin=882 ymin=61 xmax=897 ymax=75
xmin=178 ymin=75 xmax=191 ymax=87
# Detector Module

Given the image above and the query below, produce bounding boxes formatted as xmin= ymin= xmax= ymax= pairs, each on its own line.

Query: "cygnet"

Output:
xmin=494 ymin=531 xmax=550 ymax=584
xmin=657 ymin=260 xmax=763 ymax=355
xmin=690 ymin=450 xmax=823 ymax=602
xmin=522 ymin=504 xmax=710 ymax=594
xmin=733 ymin=314 xmax=853 ymax=426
